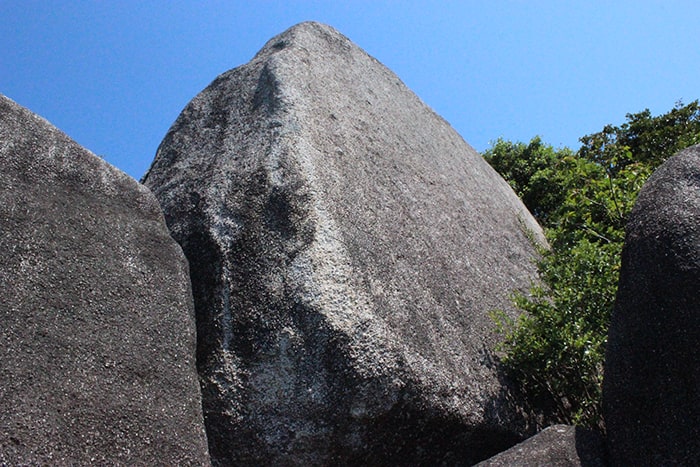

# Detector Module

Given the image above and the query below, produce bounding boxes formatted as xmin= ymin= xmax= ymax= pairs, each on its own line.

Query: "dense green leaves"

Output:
xmin=483 ymin=137 xmax=573 ymax=225
xmin=579 ymin=100 xmax=700 ymax=173
xmin=485 ymin=100 xmax=700 ymax=430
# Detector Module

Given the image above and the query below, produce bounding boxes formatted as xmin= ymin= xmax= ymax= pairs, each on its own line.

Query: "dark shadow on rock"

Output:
xmin=481 ymin=345 xmax=557 ymax=437
xmin=575 ymin=426 xmax=608 ymax=467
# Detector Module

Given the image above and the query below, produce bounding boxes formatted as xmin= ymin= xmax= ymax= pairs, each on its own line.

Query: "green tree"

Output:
xmin=486 ymin=100 xmax=700 ymax=430
xmin=579 ymin=100 xmax=700 ymax=173
xmin=483 ymin=137 xmax=573 ymax=225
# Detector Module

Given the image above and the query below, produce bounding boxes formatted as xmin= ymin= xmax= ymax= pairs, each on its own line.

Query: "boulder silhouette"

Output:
xmin=0 ymin=94 xmax=210 ymax=465
xmin=144 ymin=21 xmax=545 ymax=465
xmin=604 ymin=144 xmax=700 ymax=464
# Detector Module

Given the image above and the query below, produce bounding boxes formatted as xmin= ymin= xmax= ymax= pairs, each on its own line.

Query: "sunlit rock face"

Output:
xmin=0 ymin=94 xmax=210 ymax=466
xmin=144 ymin=21 xmax=544 ymax=465
xmin=604 ymin=144 xmax=700 ymax=465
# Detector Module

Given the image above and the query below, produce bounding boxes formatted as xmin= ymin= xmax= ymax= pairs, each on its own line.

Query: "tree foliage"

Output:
xmin=484 ymin=100 xmax=700 ymax=430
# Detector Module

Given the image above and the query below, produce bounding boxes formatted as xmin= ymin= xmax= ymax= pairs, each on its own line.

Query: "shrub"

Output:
xmin=485 ymin=100 xmax=700 ymax=430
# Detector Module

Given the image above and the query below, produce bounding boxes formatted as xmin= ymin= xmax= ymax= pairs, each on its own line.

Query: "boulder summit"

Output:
xmin=144 ymin=21 xmax=545 ymax=465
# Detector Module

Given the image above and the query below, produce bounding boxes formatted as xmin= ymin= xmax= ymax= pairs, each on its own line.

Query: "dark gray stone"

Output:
xmin=144 ymin=21 xmax=545 ymax=465
xmin=0 ymin=94 xmax=210 ymax=465
xmin=476 ymin=425 xmax=607 ymax=466
xmin=603 ymin=144 xmax=700 ymax=465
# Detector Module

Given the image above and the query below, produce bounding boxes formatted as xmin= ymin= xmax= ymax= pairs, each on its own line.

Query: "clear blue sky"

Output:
xmin=2 ymin=1 xmax=698 ymax=180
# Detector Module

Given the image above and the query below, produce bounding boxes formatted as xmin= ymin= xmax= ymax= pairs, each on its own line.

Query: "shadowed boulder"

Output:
xmin=603 ymin=144 xmax=700 ymax=465
xmin=0 ymin=94 xmax=210 ymax=465
xmin=475 ymin=425 xmax=606 ymax=467
xmin=144 ymin=21 xmax=545 ymax=465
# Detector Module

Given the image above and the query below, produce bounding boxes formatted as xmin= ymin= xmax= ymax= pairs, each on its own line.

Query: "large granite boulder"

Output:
xmin=144 ymin=21 xmax=545 ymax=465
xmin=475 ymin=425 xmax=606 ymax=466
xmin=0 ymin=94 xmax=210 ymax=465
xmin=603 ymin=144 xmax=700 ymax=465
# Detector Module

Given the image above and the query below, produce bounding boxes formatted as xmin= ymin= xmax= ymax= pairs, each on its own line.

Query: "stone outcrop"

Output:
xmin=475 ymin=425 xmax=607 ymax=466
xmin=143 ymin=21 xmax=545 ymax=465
xmin=0 ymin=94 xmax=210 ymax=465
xmin=603 ymin=144 xmax=700 ymax=465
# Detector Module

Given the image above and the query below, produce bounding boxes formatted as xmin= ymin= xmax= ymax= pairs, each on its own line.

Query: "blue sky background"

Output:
xmin=1 ymin=1 xmax=698 ymax=180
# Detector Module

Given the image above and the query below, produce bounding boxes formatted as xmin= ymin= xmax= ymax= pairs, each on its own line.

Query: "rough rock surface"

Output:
xmin=144 ymin=21 xmax=545 ymax=465
xmin=603 ymin=144 xmax=700 ymax=465
xmin=475 ymin=425 xmax=607 ymax=466
xmin=0 ymin=94 xmax=210 ymax=465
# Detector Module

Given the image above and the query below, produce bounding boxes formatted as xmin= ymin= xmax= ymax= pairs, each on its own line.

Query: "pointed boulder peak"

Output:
xmin=253 ymin=21 xmax=357 ymax=56
xmin=0 ymin=94 xmax=210 ymax=465
xmin=145 ymin=22 xmax=544 ymax=465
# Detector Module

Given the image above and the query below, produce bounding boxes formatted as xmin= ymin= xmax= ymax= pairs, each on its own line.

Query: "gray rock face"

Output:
xmin=603 ymin=144 xmax=700 ymax=465
xmin=0 ymin=94 xmax=210 ymax=465
xmin=144 ymin=21 xmax=545 ymax=465
xmin=475 ymin=425 xmax=607 ymax=467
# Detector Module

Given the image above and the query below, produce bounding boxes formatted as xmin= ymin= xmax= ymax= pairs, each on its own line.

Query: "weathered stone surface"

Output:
xmin=0 ymin=94 xmax=210 ymax=465
xmin=603 ymin=144 xmax=700 ymax=465
xmin=144 ymin=21 xmax=545 ymax=465
xmin=475 ymin=425 xmax=607 ymax=466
